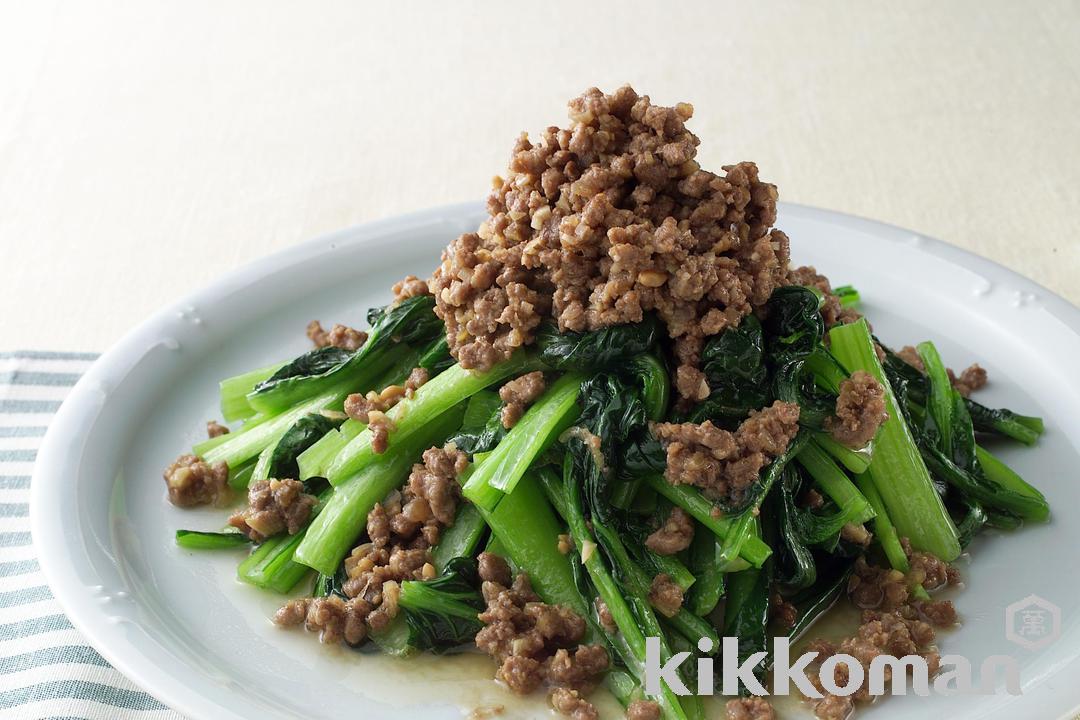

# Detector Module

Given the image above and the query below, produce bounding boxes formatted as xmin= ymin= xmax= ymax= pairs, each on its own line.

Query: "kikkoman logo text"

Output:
xmin=644 ymin=637 xmax=1021 ymax=698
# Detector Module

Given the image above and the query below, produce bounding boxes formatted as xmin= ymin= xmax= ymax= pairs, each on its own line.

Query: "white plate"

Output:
xmin=31 ymin=202 xmax=1080 ymax=720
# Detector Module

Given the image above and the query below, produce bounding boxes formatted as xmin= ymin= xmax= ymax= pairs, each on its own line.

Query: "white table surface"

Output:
xmin=1 ymin=0 xmax=1078 ymax=352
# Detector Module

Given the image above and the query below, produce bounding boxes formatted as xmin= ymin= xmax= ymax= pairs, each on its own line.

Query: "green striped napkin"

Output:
xmin=0 ymin=352 xmax=185 ymax=720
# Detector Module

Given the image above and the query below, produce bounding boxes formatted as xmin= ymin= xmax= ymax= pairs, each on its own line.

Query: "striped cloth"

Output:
xmin=0 ymin=352 xmax=185 ymax=720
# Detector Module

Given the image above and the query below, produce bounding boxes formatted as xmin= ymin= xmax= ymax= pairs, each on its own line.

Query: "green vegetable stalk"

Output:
xmin=295 ymin=404 xmax=465 ymax=575
xmin=462 ymin=372 xmax=585 ymax=510
xmin=828 ymin=319 xmax=961 ymax=561
xmin=326 ymin=353 xmax=538 ymax=485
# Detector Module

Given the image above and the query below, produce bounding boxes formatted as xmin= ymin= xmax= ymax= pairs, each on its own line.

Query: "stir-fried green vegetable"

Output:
xmin=173 ymin=275 xmax=1049 ymax=715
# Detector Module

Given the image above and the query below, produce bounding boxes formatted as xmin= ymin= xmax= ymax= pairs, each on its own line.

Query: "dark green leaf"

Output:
xmin=418 ymin=335 xmax=454 ymax=375
xmin=398 ymin=556 xmax=485 ymax=654
xmin=761 ymin=286 xmax=825 ymax=366
xmin=366 ymin=295 xmax=444 ymax=346
xmin=446 ymin=390 xmax=506 ymax=455
xmin=722 ymin=567 xmax=770 ymax=695
xmin=257 ymin=347 xmax=351 ymax=390
xmin=536 ymin=315 xmax=660 ymax=372
xmin=269 ymin=413 xmax=341 ymax=480
xmin=783 ymin=556 xmax=855 ymax=640
xmin=250 ymin=295 xmax=441 ymax=412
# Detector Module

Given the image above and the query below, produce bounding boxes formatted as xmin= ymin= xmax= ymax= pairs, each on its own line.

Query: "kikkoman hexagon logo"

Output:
xmin=1005 ymin=594 xmax=1061 ymax=651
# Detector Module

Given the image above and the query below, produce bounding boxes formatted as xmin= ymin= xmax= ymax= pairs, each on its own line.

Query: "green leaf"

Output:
xmin=536 ymin=315 xmax=660 ymax=371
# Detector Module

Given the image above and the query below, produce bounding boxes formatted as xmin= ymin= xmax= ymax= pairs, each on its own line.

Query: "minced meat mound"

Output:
xmin=549 ymin=688 xmax=597 ymax=720
xmin=896 ymin=345 xmax=988 ymax=397
xmin=306 ymin=320 xmax=367 ymax=351
xmin=163 ymin=454 xmax=229 ymax=507
xmin=652 ymin=400 xmax=800 ymax=506
xmin=273 ymin=594 xmax=370 ymax=645
xmin=428 ymin=85 xmax=790 ymax=401
xmin=228 ymin=478 xmax=317 ymax=542
xmin=274 ymin=444 xmax=466 ymax=642
xmin=475 ymin=553 xmax=608 ymax=717
xmin=499 ymin=371 xmax=547 ymax=429
xmin=825 ymin=370 xmax=888 ymax=449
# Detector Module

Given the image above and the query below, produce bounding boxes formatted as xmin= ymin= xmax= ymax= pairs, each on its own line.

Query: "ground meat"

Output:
xmin=478 ymin=551 xmax=513 ymax=587
xmin=847 ymin=544 xmax=960 ymax=615
xmin=839 ymin=522 xmax=873 ymax=547
xmin=499 ymin=371 xmax=547 ymax=429
xmin=847 ymin=556 xmax=911 ymax=612
xmin=277 ymin=445 xmax=466 ymax=645
xmin=825 ymin=371 xmax=888 ymax=449
xmin=342 ymin=371 xmax=431 ymax=452
xmin=550 ymin=688 xmax=598 ymax=720
xmin=406 ymin=444 xmax=469 ymax=529
xmin=644 ymin=506 xmax=694 ymax=555
xmin=552 ymin=644 xmax=609 ymax=686
xmin=626 ymin=700 xmax=661 ymax=720
xmin=770 ymin=592 xmax=798 ymax=630
xmin=652 ymin=401 xmax=800 ymax=506
xmin=675 ymin=365 xmax=711 ymax=403
xmin=787 ymin=265 xmax=860 ymax=328
xmin=228 ymin=478 xmax=317 ymax=542
xmin=427 ymin=86 xmax=790 ymax=402
xmin=896 ymin=346 xmax=988 ymax=396
xmin=804 ymin=604 xmax=944 ymax=719
xmin=404 ymin=367 xmax=430 ymax=397
xmin=902 ymin=538 xmax=960 ymax=592
xmin=648 ymin=573 xmax=684 ymax=618
xmin=895 ymin=346 xmax=923 ymax=371
xmin=367 ymin=411 xmax=395 ymax=454
xmin=952 ymin=364 xmax=988 ymax=396
xmin=273 ymin=596 xmax=370 ymax=645
xmin=392 ymin=274 xmax=431 ymax=303
xmin=344 ymin=383 xmax=407 ymax=424
xmin=476 ymin=571 xmax=607 ymax=702
xmin=306 ymin=320 xmax=367 ymax=351
xmin=725 ymin=697 xmax=775 ymax=720
xmin=162 ymin=454 xmax=229 ymax=507
xmin=913 ymin=598 xmax=960 ymax=627
xmin=206 ymin=420 xmax=230 ymax=438
xmin=594 ymin=597 xmax=617 ymax=633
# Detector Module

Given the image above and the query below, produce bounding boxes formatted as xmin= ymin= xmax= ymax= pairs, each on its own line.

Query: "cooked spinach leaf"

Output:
xmin=398 ymin=556 xmax=485 ymax=653
xmin=446 ymin=390 xmax=506 ymax=456
xmin=249 ymin=295 xmax=442 ymax=413
xmin=536 ymin=315 xmax=660 ymax=371
xmin=268 ymin=413 xmax=341 ymax=480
